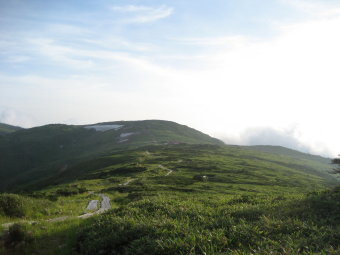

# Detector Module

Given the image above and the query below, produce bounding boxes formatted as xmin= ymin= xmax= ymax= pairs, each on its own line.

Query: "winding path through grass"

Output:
xmin=1 ymin=193 xmax=111 ymax=228
xmin=159 ymin=164 xmax=173 ymax=176
xmin=2 ymin=161 xmax=176 ymax=230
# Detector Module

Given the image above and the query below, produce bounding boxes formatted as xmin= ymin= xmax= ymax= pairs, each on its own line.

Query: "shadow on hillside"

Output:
xmin=284 ymin=186 xmax=340 ymax=225
xmin=1 ymin=217 xmax=93 ymax=255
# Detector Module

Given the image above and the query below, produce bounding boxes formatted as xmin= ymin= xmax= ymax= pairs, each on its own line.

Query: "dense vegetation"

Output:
xmin=0 ymin=120 xmax=222 ymax=191
xmin=0 ymin=123 xmax=22 ymax=135
xmin=76 ymin=189 xmax=340 ymax=255
xmin=0 ymin=120 xmax=339 ymax=254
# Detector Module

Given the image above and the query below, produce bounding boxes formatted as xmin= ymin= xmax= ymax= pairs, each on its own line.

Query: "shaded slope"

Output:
xmin=246 ymin=145 xmax=335 ymax=183
xmin=247 ymin=145 xmax=330 ymax=163
xmin=36 ymin=144 xmax=339 ymax=192
xmin=2 ymin=144 xmax=340 ymax=254
xmin=0 ymin=123 xmax=22 ymax=135
xmin=0 ymin=120 xmax=223 ymax=191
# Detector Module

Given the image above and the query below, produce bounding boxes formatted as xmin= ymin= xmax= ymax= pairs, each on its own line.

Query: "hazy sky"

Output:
xmin=1 ymin=0 xmax=340 ymax=156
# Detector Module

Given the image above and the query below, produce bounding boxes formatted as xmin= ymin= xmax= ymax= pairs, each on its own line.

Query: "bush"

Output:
xmin=0 ymin=194 xmax=27 ymax=217
xmin=56 ymin=185 xmax=88 ymax=196
xmin=4 ymin=224 xmax=33 ymax=248
xmin=193 ymin=175 xmax=209 ymax=182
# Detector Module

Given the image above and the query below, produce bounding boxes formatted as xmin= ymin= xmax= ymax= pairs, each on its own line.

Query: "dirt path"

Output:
xmin=86 ymin=200 xmax=99 ymax=211
xmin=159 ymin=164 xmax=173 ymax=176
xmin=47 ymin=216 xmax=69 ymax=223
xmin=2 ymin=162 xmax=176 ymax=230
xmin=1 ymin=194 xmax=111 ymax=228
xmin=78 ymin=194 xmax=111 ymax=219
xmin=98 ymin=194 xmax=111 ymax=211
xmin=1 ymin=220 xmax=36 ymax=229
xmin=119 ymin=179 xmax=135 ymax=186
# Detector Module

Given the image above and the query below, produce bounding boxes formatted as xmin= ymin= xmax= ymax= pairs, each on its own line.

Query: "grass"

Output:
xmin=0 ymin=120 xmax=223 ymax=192
xmin=75 ymin=189 xmax=340 ymax=255
xmin=1 ymin=143 xmax=339 ymax=254
xmin=1 ymin=218 xmax=84 ymax=255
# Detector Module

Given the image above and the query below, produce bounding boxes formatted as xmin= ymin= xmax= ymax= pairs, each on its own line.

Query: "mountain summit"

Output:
xmin=0 ymin=123 xmax=22 ymax=135
xmin=0 ymin=120 xmax=223 ymax=190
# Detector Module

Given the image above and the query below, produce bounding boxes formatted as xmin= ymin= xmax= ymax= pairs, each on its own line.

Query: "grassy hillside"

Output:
xmin=0 ymin=123 xmax=22 ymax=135
xmin=1 ymin=120 xmax=339 ymax=254
xmin=0 ymin=143 xmax=339 ymax=254
xmin=0 ymin=120 xmax=223 ymax=191
xmin=36 ymin=143 xmax=338 ymax=191
xmin=248 ymin=145 xmax=330 ymax=163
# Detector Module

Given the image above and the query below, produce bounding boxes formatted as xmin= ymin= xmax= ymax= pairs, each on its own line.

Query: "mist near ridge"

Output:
xmin=0 ymin=108 xmax=334 ymax=157
xmin=221 ymin=127 xmax=333 ymax=158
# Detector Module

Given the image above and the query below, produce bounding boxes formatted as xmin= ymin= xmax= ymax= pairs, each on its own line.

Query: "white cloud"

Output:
xmin=6 ymin=10 xmax=340 ymax=157
xmin=221 ymin=126 xmax=332 ymax=157
xmin=27 ymin=38 xmax=173 ymax=78
xmin=6 ymin=55 xmax=31 ymax=63
xmin=157 ymin=9 xmax=340 ymax=156
xmin=2 ymin=0 xmax=340 ymax=157
xmin=111 ymin=5 xmax=154 ymax=12
xmin=81 ymin=37 xmax=153 ymax=52
xmin=0 ymin=108 xmax=35 ymax=128
xmin=47 ymin=24 xmax=90 ymax=35
xmin=28 ymin=38 xmax=95 ymax=69
xmin=172 ymin=36 xmax=250 ymax=47
xmin=111 ymin=5 xmax=173 ymax=23
xmin=282 ymin=0 xmax=340 ymax=17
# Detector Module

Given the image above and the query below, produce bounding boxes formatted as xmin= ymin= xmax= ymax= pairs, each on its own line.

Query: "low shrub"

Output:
xmin=4 ymin=224 xmax=33 ymax=248
xmin=56 ymin=185 xmax=88 ymax=196
xmin=0 ymin=194 xmax=27 ymax=217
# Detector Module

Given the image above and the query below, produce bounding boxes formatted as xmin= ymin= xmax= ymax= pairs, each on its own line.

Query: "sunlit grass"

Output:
xmin=1 ymin=144 xmax=339 ymax=254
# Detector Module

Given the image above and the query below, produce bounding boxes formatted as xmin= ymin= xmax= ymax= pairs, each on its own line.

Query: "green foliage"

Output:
xmin=75 ymin=190 xmax=340 ymax=255
xmin=1 ymin=123 xmax=340 ymax=254
xmin=4 ymin=224 xmax=33 ymax=248
xmin=0 ymin=194 xmax=27 ymax=217
xmin=0 ymin=193 xmax=57 ymax=220
xmin=55 ymin=185 xmax=87 ymax=197
xmin=332 ymin=157 xmax=340 ymax=174
xmin=0 ymin=120 xmax=223 ymax=191
xmin=0 ymin=123 xmax=22 ymax=135
xmin=289 ymin=187 xmax=340 ymax=224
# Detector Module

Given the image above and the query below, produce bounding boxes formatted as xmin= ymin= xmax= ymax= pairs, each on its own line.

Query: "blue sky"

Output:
xmin=1 ymin=0 xmax=340 ymax=156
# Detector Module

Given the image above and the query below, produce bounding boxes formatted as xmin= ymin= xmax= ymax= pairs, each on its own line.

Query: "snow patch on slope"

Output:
xmin=84 ymin=124 xmax=123 ymax=132
xmin=120 ymin=132 xmax=135 ymax=138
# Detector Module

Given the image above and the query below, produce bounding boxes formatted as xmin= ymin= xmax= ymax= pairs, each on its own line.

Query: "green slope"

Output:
xmin=40 ymin=143 xmax=339 ymax=191
xmin=0 ymin=123 xmax=22 ymax=135
xmin=247 ymin=145 xmax=330 ymax=163
xmin=2 ymin=143 xmax=339 ymax=254
xmin=1 ymin=123 xmax=340 ymax=254
xmin=244 ymin=145 xmax=335 ymax=184
xmin=0 ymin=120 xmax=223 ymax=191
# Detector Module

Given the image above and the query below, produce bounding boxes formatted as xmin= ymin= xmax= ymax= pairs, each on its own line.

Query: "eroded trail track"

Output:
xmin=98 ymin=194 xmax=111 ymax=211
xmin=119 ymin=179 xmax=136 ymax=186
xmin=159 ymin=164 xmax=173 ymax=176
xmin=1 ymin=194 xmax=112 ymax=228
xmin=2 ymin=161 xmax=176 ymax=229
xmin=78 ymin=194 xmax=111 ymax=218
xmin=86 ymin=200 xmax=99 ymax=211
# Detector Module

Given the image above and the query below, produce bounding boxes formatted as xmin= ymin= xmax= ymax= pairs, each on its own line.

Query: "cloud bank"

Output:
xmin=221 ymin=127 xmax=332 ymax=157
xmin=111 ymin=5 xmax=174 ymax=23
xmin=1 ymin=0 xmax=340 ymax=157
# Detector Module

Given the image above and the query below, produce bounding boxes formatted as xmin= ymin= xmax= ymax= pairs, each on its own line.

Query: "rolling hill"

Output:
xmin=0 ymin=123 xmax=22 ymax=135
xmin=0 ymin=119 xmax=337 ymax=192
xmin=0 ymin=120 xmax=223 ymax=190
xmin=1 ymin=120 xmax=340 ymax=254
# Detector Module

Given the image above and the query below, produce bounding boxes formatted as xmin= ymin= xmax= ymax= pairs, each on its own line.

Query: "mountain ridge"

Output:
xmin=0 ymin=120 xmax=223 ymax=190
xmin=0 ymin=119 xmax=337 ymax=191
xmin=1 ymin=120 xmax=340 ymax=254
xmin=0 ymin=123 xmax=22 ymax=135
